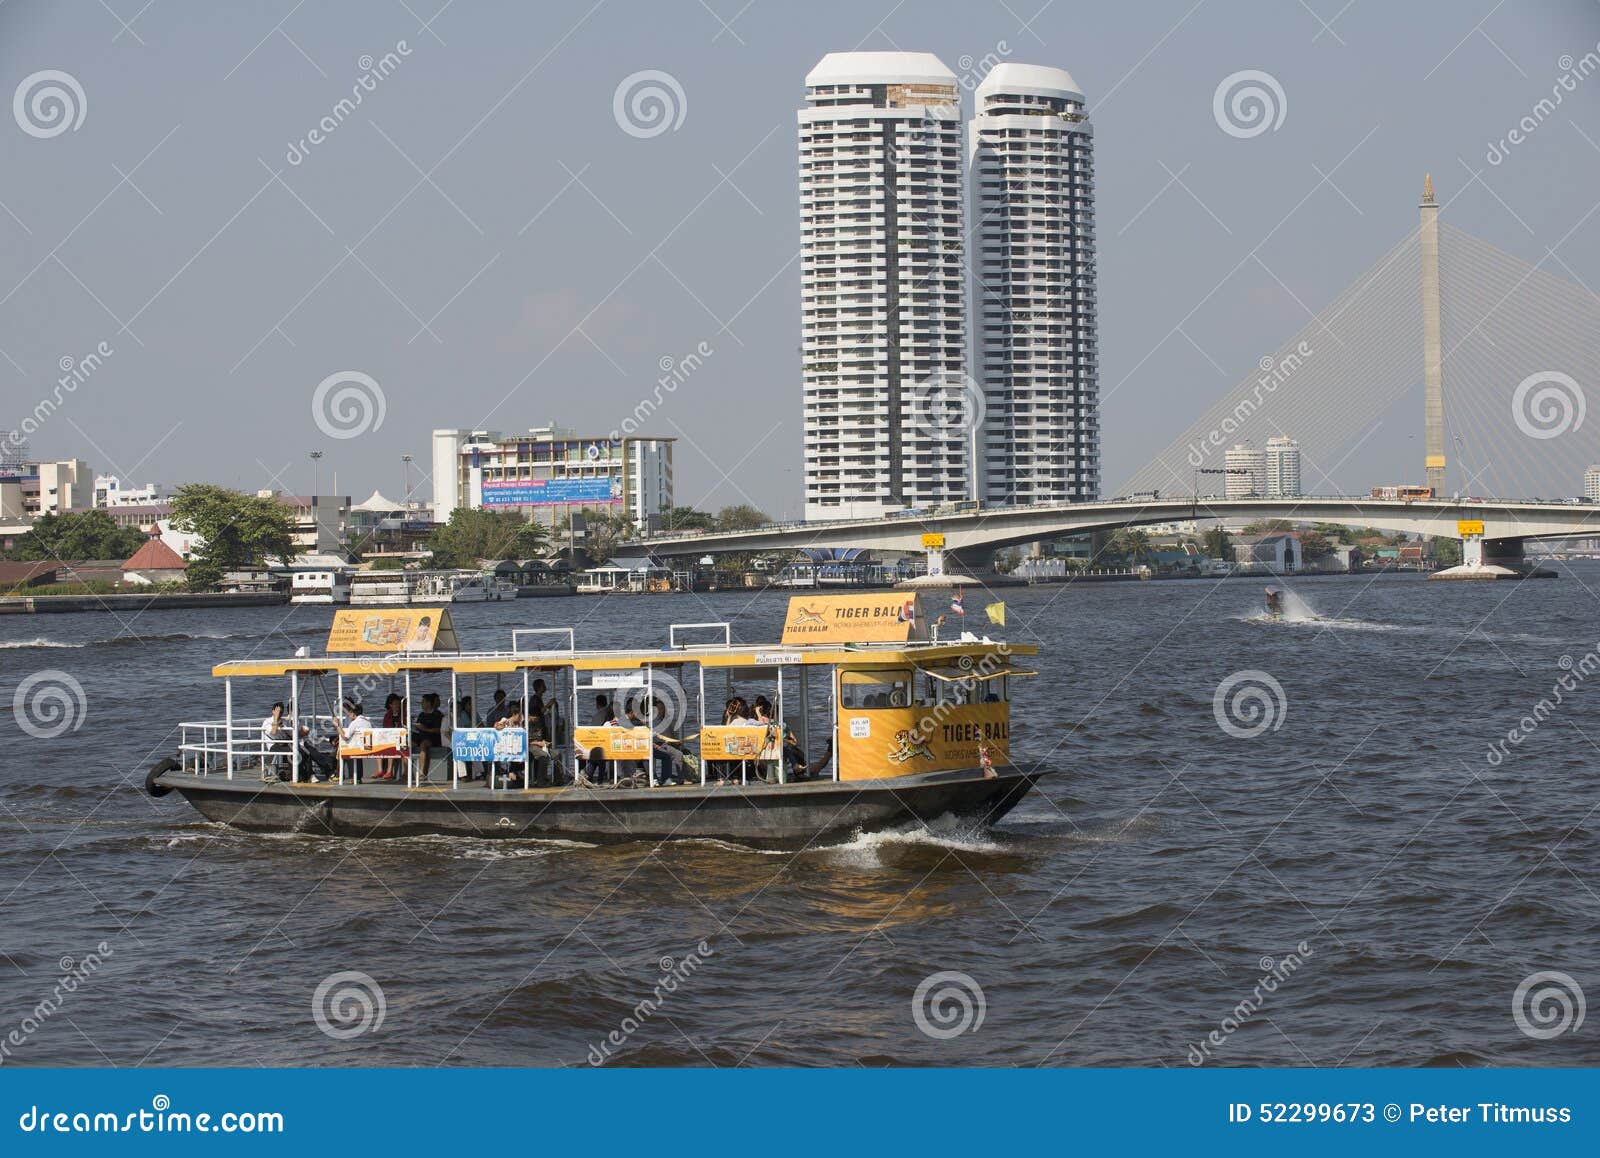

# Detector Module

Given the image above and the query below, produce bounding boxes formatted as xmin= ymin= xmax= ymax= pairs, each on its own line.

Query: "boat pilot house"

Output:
xmin=151 ymin=595 xmax=1043 ymax=843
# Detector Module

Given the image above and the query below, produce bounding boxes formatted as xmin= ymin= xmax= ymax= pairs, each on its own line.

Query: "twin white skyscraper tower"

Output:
xmin=798 ymin=51 xmax=1098 ymax=522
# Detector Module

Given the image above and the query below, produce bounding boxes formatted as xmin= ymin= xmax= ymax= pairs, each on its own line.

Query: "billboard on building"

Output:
xmin=480 ymin=477 xmax=621 ymax=507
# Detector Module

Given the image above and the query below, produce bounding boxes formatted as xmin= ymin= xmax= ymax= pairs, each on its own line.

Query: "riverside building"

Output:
xmin=970 ymin=63 xmax=1099 ymax=506
xmin=431 ymin=426 xmax=673 ymax=531
xmin=799 ymin=52 xmax=970 ymax=521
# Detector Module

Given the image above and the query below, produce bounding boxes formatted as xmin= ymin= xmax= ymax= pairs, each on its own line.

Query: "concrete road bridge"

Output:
xmin=639 ymin=496 xmax=1600 ymax=568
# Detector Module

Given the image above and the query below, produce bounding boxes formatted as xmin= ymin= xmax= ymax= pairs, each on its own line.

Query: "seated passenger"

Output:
xmin=338 ymin=699 xmax=372 ymax=784
xmin=649 ymin=700 xmax=686 ymax=786
xmin=260 ymin=702 xmax=293 ymax=780
xmin=492 ymin=704 xmax=526 ymax=788
xmin=412 ymin=693 xmax=446 ymax=782
xmin=372 ymin=693 xmax=405 ymax=782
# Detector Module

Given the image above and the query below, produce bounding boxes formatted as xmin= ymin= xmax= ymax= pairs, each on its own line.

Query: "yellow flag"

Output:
xmin=985 ymin=601 xmax=1006 ymax=626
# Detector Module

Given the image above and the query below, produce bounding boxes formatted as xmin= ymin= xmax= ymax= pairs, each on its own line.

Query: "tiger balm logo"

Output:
xmin=790 ymin=605 xmax=827 ymax=627
xmin=887 ymin=729 xmax=935 ymax=765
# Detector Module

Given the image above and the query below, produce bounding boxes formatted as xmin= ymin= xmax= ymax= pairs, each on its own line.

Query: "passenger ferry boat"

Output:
xmin=348 ymin=571 xmax=413 ymax=606
xmin=147 ymin=595 xmax=1045 ymax=845
xmin=289 ymin=569 xmax=352 ymax=605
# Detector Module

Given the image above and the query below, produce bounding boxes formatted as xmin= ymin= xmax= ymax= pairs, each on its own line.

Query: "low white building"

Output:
xmin=1232 ymin=532 xmax=1302 ymax=573
xmin=94 ymin=475 xmax=164 ymax=507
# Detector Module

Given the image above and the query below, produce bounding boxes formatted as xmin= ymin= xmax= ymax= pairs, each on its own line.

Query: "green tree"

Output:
xmin=9 ymin=510 xmax=147 ymax=562
xmin=579 ymin=510 xmax=635 ymax=564
xmin=661 ymin=506 xmax=716 ymax=532
xmin=1299 ymin=530 xmax=1333 ymax=562
xmin=1241 ymin=519 xmax=1294 ymax=535
xmin=1431 ymin=537 xmax=1463 ymax=566
xmin=1203 ymin=526 xmax=1233 ymax=561
xmin=169 ymin=484 xmax=299 ymax=590
xmin=427 ymin=509 xmax=550 ymax=569
xmin=1311 ymin=522 xmax=1352 ymax=544
xmin=714 ymin=504 xmax=770 ymax=531
xmin=1108 ymin=528 xmax=1152 ymax=567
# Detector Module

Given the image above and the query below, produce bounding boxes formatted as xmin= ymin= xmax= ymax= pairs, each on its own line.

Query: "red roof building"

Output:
xmin=121 ymin=537 xmax=188 ymax=584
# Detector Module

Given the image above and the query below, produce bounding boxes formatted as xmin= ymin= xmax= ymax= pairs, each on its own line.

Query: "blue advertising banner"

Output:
xmin=0 ymin=1069 xmax=1595 ymax=1154
xmin=451 ymin=727 xmax=526 ymax=761
xmin=480 ymin=477 xmax=619 ymax=506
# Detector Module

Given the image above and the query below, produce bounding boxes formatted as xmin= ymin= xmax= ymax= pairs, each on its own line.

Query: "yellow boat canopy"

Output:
xmin=211 ymin=640 xmax=1034 ymax=680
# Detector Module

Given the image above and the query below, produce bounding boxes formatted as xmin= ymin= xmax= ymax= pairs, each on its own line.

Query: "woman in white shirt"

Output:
xmin=339 ymin=700 xmax=372 ymax=784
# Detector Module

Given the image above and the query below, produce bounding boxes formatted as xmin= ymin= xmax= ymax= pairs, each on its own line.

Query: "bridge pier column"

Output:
xmin=1483 ymin=537 xmax=1525 ymax=568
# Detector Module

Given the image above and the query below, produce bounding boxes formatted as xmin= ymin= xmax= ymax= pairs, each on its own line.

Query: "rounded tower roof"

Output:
xmin=975 ymin=62 xmax=1084 ymax=103
xmin=805 ymin=51 xmax=957 ymax=88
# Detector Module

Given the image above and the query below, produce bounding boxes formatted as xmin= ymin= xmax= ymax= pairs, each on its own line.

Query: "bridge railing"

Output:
xmin=640 ymin=495 xmax=1598 ymax=545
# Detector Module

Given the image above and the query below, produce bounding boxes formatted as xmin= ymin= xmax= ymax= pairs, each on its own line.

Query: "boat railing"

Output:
xmin=512 ymin=628 xmax=575 ymax=654
xmin=178 ymin=714 xmax=340 ymax=777
xmin=669 ymin=621 xmax=731 ymax=648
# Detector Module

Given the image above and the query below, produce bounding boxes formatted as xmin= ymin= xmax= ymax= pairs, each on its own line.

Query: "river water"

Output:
xmin=1 ymin=571 xmax=1596 ymax=1067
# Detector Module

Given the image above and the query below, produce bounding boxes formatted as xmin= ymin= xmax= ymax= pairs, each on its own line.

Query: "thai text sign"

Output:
xmin=481 ymin=477 xmax=620 ymax=507
xmin=453 ymin=727 xmax=527 ymax=762
xmin=780 ymin=594 xmax=922 ymax=645
xmin=1457 ymin=519 xmax=1485 ymax=537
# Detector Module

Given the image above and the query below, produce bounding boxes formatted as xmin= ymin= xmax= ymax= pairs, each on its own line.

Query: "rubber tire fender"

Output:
xmin=145 ymin=757 xmax=180 ymax=798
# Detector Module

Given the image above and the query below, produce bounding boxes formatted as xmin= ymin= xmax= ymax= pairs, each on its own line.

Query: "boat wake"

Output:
xmin=1238 ymin=611 xmax=1410 ymax=633
xmin=0 ymin=629 xmax=257 ymax=650
xmin=814 ymin=815 xmax=1012 ymax=857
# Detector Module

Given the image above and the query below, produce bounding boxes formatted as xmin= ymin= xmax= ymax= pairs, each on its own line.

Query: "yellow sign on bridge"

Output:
xmin=1457 ymin=519 xmax=1485 ymax=537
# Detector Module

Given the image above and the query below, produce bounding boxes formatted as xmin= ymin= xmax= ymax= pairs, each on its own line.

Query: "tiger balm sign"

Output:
xmin=838 ymin=702 xmax=1010 ymax=781
xmin=780 ymin=594 xmax=924 ymax=645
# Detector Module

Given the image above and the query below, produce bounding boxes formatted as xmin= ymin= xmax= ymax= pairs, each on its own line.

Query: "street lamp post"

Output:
xmin=309 ymin=450 xmax=324 ymax=499
xmin=401 ymin=454 xmax=413 ymax=508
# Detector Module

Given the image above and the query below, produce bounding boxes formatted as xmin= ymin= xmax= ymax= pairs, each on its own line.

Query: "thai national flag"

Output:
xmin=951 ymin=588 xmax=964 ymax=615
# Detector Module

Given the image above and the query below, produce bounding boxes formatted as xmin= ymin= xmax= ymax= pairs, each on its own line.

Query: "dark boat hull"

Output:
xmin=154 ymin=768 xmax=1044 ymax=846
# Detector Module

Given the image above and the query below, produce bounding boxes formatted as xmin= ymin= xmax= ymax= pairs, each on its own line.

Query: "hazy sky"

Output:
xmin=3 ymin=0 xmax=1599 ymax=518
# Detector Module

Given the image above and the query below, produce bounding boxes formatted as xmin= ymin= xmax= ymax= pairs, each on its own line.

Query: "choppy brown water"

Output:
xmin=2 ymin=573 xmax=1597 ymax=1066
